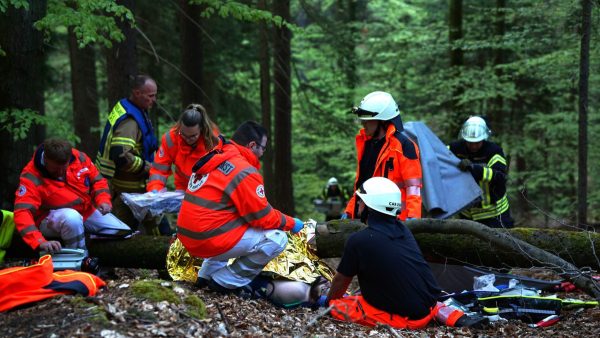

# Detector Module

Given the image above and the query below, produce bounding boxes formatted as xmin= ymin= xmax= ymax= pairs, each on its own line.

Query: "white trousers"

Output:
xmin=40 ymin=208 xmax=131 ymax=254
xmin=198 ymin=227 xmax=288 ymax=289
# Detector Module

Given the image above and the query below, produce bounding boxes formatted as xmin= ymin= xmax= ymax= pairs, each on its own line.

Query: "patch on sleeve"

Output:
xmin=17 ymin=184 xmax=27 ymax=196
xmin=158 ymin=147 xmax=165 ymax=158
xmin=256 ymin=184 xmax=265 ymax=198
xmin=218 ymin=161 xmax=235 ymax=175
xmin=188 ymin=173 xmax=209 ymax=192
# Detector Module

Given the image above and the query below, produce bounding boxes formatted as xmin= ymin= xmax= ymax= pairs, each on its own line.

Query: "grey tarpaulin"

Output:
xmin=404 ymin=121 xmax=482 ymax=219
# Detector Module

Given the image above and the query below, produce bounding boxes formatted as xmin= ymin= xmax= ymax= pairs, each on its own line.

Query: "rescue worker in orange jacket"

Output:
xmin=13 ymin=138 xmax=130 ymax=255
xmin=343 ymin=91 xmax=422 ymax=221
xmin=147 ymin=103 xmax=219 ymax=192
xmin=177 ymin=121 xmax=305 ymax=293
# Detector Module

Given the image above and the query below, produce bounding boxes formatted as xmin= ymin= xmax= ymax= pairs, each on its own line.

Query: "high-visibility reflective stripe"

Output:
xmin=165 ymin=131 xmax=174 ymax=148
xmin=78 ymin=152 xmax=86 ymax=163
xmin=178 ymin=206 xmax=273 ymax=240
xmin=221 ymin=167 xmax=259 ymax=204
xmin=403 ymin=178 xmax=423 ymax=187
xmin=63 ymin=233 xmax=85 ymax=245
xmin=488 ymin=154 xmax=506 ymax=167
xmin=152 ymin=162 xmax=170 ymax=171
xmin=111 ymin=178 xmax=145 ymax=189
xmin=482 ymin=167 xmax=493 ymax=183
xmin=469 ymin=195 xmax=510 ymax=220
xmin=175 ymin=166 xmax=190 ymax=180
xmin=90 ymin=174 xmax=104 ymax=184
xmin=129 ymin=157 xmax=143 ymax=173
xmin=93 ymin=188 xmax=110 ymax=195
xmin=183 ymin=193 xmax=235 ymax=212
xmin=19 ymin=225 xmax=38 ymax=236
xmin=21 ymin=172 xmax=43 ymax=186
xmin=112 ymin=137 xmax=136 ymax=147
xmin=178 ymin=218 xmax=246 ymax=240
xmin=230 ymin=256 xmax=265 ymax=277
xmin=243 ymin=205 xmax=273 ymax=222
xmin=148 ymin=174 xmax=167 ymax=183
xmin=14 ymin=203 xmax=37 ymax=214
xmin=44 ymin=198 xmax=84 ymax=210
xmin=278 ymin=213 xmax=287 ymax=230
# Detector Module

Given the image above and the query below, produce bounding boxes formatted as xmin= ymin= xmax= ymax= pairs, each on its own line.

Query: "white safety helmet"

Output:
xmin=355 ymin=177 xmax=402 ymax=216
xmin=460 ymin=116 xmax=491 ymax=142
xmin=327 ymin=177 xmax=338 ymax=187
xmin=354 ymin=91 xmax=400 ymax=121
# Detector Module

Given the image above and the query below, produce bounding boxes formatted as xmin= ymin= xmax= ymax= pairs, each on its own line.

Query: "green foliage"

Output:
xmin=190 ymin=0 xmax=288 ymax=28
xmin=34 ymin=0 xmax=133 ymax=48
xmin=0 ymin=109 xmax=79 ymax=143
xmin=0 ymin=0 xmax=28 ymax=12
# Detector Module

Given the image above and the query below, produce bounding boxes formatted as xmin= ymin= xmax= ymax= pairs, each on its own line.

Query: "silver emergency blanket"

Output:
xmin=404 ymin=121 xmax=482 ymax=219
xmin=121 ymin=191 xmax=184 ymax=222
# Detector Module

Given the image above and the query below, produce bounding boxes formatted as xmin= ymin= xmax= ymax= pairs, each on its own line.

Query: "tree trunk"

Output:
xmin=272 ymin=0 xmax=295 ymax=214
xmin=0 ymin=0 xmax=47 ymax=209
xmin=448 ymin=0 xmax=464 ymax=138
xmin=490 ymin=0 xmax=506 ymax=134
xmin=577 ymin=0 xmax=591 ymax=228
xmin=68 ymin=28 xmax=100 ymax=159
xmin=106 ymin=0 xmax=137 ymax=108
xmin=258 ymin=0 xmax=274 ymax=198
xmin=316 ymin=219 xmax=600 ymax=300
xmin=179 ymin=0 xmax=205 ymax=110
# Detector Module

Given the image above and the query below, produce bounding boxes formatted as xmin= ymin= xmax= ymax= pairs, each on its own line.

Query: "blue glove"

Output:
xmin=316 ymin=295 xmax=329 ymax=307
xmin=151 ymin=189 xmax=159 ymax=194
xmin=340 ymin=213 xmax=349 ymax=220
xmin=291 ymin=218 xmax=304 ymax=234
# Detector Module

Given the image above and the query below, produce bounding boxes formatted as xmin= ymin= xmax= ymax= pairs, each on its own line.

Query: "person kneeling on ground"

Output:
xmin=325 ymin=177 xmax=441 ymax=330
xmin=177 ymin=121 xmax=305 ymax=294
xmin=13 ymin=138 xmax=131 ymax=264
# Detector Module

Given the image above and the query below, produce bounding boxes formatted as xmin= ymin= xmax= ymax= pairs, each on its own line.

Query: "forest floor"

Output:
xmin=1 ymin=268 xmax=599 ymax=338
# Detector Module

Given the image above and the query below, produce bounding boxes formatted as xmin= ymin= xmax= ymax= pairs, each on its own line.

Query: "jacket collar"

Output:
xmin=33 ymin=145 xmax=75 ymax=180
xmin=191 ymin=138 xmax=260 ymax=175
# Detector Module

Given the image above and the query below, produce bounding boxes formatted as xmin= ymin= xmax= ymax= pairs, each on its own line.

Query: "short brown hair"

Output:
xmin=43 ymin=138 xmax=72 ymax=164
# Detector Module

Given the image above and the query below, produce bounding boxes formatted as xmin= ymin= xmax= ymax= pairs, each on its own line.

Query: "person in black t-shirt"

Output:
xmin=325 ymin=177 xmax=441 ymax=329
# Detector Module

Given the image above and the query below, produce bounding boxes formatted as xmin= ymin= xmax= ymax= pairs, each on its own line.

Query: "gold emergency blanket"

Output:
xmin=166 ymin=225 xmax=334 ymax=284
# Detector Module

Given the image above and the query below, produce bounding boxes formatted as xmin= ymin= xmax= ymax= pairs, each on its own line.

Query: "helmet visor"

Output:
xmin=352 ymin=107 xmax=378 ymax=119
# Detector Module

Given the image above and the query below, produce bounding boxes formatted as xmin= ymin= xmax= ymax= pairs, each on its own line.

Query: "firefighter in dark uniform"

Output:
xmin=449 ymin=116 xmax=514 ymax=228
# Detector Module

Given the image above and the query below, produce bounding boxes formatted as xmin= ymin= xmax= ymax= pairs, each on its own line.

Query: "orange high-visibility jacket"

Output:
xmin=147 ymin=128 xmax=216 ymax=191
xmin=177 ymin=141 xmax=295 ymax=258
xmin=345 ymin=124 xmax=422 ymax=220
xmin=14 ymin=146 xmax=111 ymax=250
xmin=0 ymin=255 xmax=105 ymax=312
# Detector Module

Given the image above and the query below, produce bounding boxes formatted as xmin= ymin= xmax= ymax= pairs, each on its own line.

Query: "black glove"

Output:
xmin=458 ymin=159 xmax=473 ymax=172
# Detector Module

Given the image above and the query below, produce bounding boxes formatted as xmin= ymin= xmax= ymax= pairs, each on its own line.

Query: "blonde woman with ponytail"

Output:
xmin=147 ymin=103 xmax=220 ymax=192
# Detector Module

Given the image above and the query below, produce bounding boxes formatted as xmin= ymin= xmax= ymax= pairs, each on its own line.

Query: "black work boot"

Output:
xmin=194 ymin=277 xmax=210 ymax=289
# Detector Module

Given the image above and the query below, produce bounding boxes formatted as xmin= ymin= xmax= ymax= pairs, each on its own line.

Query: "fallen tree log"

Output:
xmin=316 ymin=218 xmax=600 ymax=300
xmin=315 ymin=219 xmax=600 ymax=270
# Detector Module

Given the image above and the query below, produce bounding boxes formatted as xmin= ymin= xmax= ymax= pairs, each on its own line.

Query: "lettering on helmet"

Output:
xmin=17 ymin=184 xmax=26 ymax=196
xmin=218 ymin=161 xmax=235 ymax=175
xmin=256 ymin=184 xmax=265 ymax=198
xmin=388 ymin=202 xmax=401 ymax=207
xmin=188 ymin=173 xmax=209 ymax=192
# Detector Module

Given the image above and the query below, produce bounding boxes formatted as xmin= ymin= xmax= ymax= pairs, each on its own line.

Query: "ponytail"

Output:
xmin=176 ymin=103 xmax=218 ymax=150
